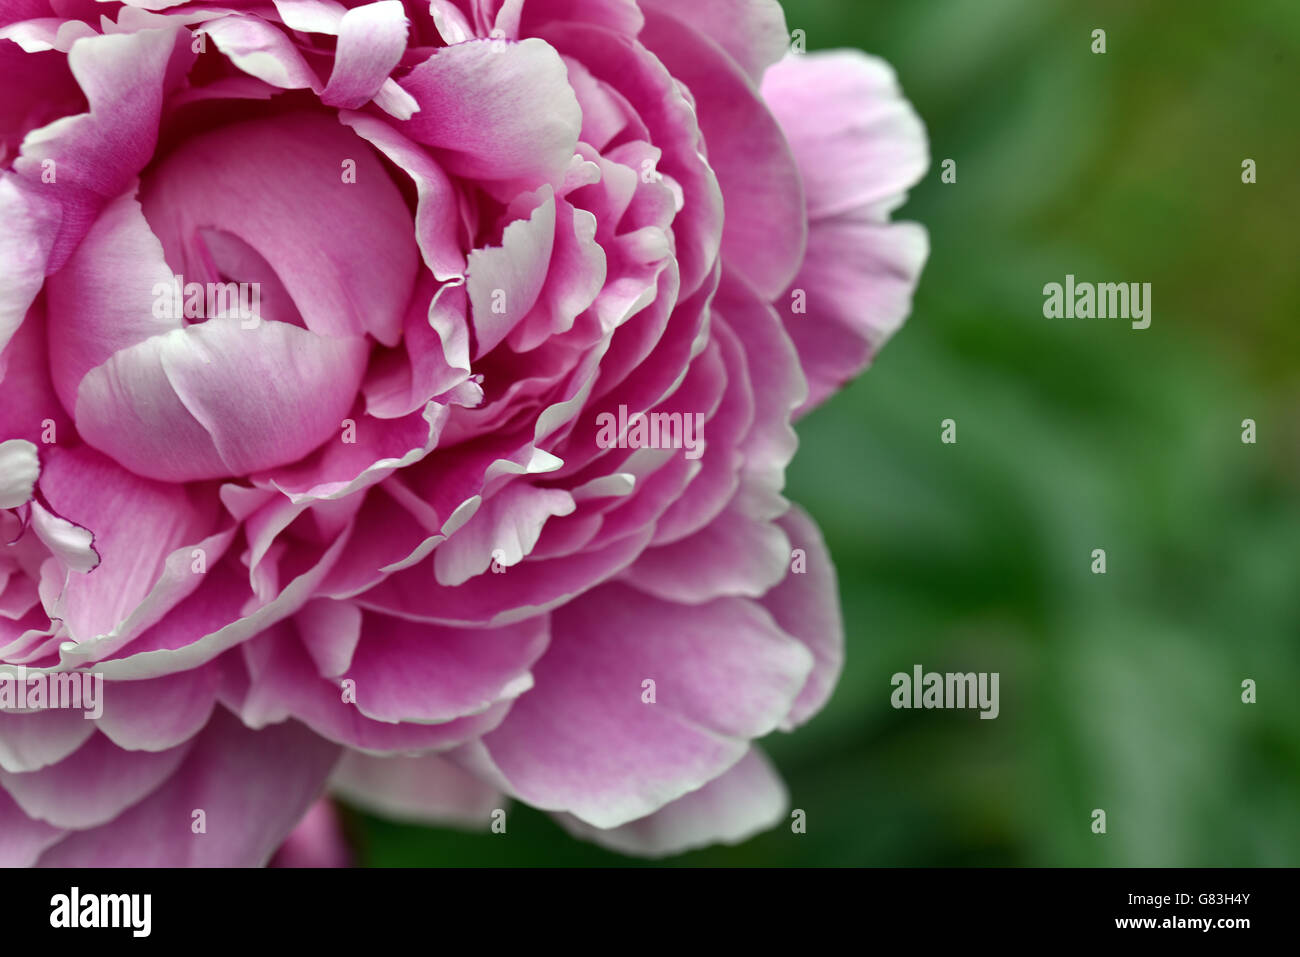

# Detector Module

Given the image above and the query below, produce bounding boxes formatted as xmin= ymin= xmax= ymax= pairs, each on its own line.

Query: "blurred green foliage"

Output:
xmin=357 ymin=0 xmax=1300 ymax=865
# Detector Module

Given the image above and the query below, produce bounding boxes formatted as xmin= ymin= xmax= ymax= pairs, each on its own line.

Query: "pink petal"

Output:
xmin=0 ymin=707 xmax=95 ymax=774
xmin=342 ymin=611 xmax=548 ymax=724
xmin=75 ymin=318 xmax=369 ymax=482
xmin=37 ymin=445 xmax=215 ymax=642
xmin=12 ymin=24 xmax=189 ymax=272
xmin=762 ymin=50 xmax=929 ymax=221
xmin=639 ymin=5 xmax=805 ymax=300
xmin=332 ymin=750 xmax=503 ymax=826
xmin=198 ymin=14 xmax=319 ymax=91
xmin=269 ymin=797 xmax=351 ymax=867
xmin=782 ymin=216 xmax=928 ymax=415
xmin=398 ymin=37 xmax=581 ymax=198
xmin=556 ymin=746 xmax=786 ymax=856
xmin=762 ymin=505 xmax=844 ymax=730
xmin=338 ymin=112 xmax=466 ymax=281
xmin=0 ymin=787 xmax=63 ymax=867
xmin=139 ymin=112 xmax=418 ymax=346
xmin=93 ymin=665 xmax=221 ymax=752
xmin=468 ymin=582 xmax=812 ymax=828
xmin=1 ymin=730 xmax=192 ymax=828
xmin=638 ymin=0 xmax=788 ymax=84
xmin=320 ymin=0 xmax=408 ymax=109
xmin=36 ymin=708 xmax=339 ymax=866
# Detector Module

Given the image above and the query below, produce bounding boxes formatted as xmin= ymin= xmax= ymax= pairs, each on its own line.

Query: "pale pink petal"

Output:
xmin=556 ymin=746 xmax=786 ymax=856
xmin=763 ymin=50 xmax=929 ymax=221
xmin=0 ymin=439 xmax=38 ymax=509
xmin=332 ymin=750 xmax=503 ymax=827
xmin=320 ymin=0 xmax=408 ymax=109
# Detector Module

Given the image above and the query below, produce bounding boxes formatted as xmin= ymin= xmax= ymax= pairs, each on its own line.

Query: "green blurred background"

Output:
xmin=356 ymin=0 xmax=1300 ymax=865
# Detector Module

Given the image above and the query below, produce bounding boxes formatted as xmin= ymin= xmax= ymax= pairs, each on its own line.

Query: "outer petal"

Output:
xmin=269 ymin=797 xmax=351 ymax=867
xmin=762 ymin=50 xmax=929 ymax=221
xmin=332 ymin=750 xmax=503 ymax=827
xmin=638 ymin=6 xmax=806 ymax=300
xmin=0 ymin=788 xmax=63 ymax=867
xmin=762 ymin=51 xmax=929 ymax=415
xmin=782 ymin=216 xmax=928 ymax=415
xmin=463 ymin=582 xmax=812 ymax=828
xmin=555 ymin=746 xmax=786 ymax=857
xmin=637 ymin=0 xmax=788 ymax=84
xmin=0 ymin=731 xmax=192 ymax=829
xmin=35 ymin=709 xmax=340 ymax=866
xmin=761 ymin=504 xmax=845 ymax=730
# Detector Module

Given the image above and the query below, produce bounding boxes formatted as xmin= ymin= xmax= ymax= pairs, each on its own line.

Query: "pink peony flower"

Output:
xmin=0 ymin=0 xmax=926 ymax=864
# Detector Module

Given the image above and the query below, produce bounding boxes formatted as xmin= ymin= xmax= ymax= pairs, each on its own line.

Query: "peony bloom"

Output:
xmin=0 ymin=0 xmax=926 ymax=865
